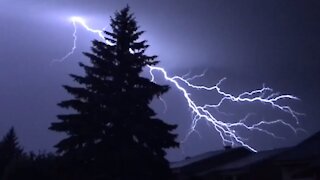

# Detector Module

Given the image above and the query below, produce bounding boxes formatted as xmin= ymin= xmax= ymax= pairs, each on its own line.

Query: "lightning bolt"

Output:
xmin=57 ymin=16 xmax=304 ymax=152
xmin=148 ymin=66 xmax=304 ymax=152
xmin=53 ymin=17 xmax=114 ymax=63
xmin=184 ymin=69 xmax=208 ymax=81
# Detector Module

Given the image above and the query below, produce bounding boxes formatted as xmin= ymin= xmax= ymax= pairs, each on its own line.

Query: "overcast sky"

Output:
xmin=0 ymin=0 xmax=319 ymax=161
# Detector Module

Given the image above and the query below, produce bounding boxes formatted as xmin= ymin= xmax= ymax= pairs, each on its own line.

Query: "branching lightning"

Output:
xmin=57 ymin=16 xmax=304 ymax=152
xmin=53 ymin=17 xmax=113 ymax=63
xmin=148 ymin=66 xmax=304 ymax=152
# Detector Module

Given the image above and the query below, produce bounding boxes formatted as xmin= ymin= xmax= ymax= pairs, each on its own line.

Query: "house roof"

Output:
xmin=197 ymin=131 xmax=320 ymax=176
xmin=170 ymin=149 xmax=227 ymax=169
xmin=170 ymin=147 xmax=252 ymax=174
xmin=171 ymin=131 xmax=320 ymax=178
xmin=297 ymin=131 xmax=320 ymax=147
xmin=277 ymin=131 xmax=320 ymax=162
xmin=206 ymin=148 xmax=287 ymax=173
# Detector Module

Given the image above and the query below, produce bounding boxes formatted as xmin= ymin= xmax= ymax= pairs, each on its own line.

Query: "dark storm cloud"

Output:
xmin=0 ymin=0 xmax=319 ymax=161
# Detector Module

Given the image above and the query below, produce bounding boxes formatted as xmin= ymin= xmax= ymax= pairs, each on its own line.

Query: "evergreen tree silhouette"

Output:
xmin=2 ymin=152 xmax=58 ymax=180
xmin=0 ymin=127 xmax=23 ymax=178
xmin=49 ymin=6 xmax=179 ymax=180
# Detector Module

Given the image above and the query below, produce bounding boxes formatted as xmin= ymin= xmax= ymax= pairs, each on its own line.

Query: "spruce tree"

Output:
xmin=0 ymin=127 xmax=23 ymax=178
xmin=49 ymin=6 xmax=178 ymax=180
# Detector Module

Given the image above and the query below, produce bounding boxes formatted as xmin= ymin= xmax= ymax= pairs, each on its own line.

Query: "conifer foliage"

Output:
xmin=0 ymin=127 xmax=23 ymax=178
xmin=49 ymin=6 xmax=178 ymax=180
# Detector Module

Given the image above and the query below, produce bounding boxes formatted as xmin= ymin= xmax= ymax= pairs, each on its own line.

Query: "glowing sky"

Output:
xmin=0 ymin=0 xmax=319 ymax=161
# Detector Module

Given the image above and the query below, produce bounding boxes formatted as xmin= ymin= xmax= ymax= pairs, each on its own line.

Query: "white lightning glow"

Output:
xmin=69 ymin=16 xmax=106 ymax=42
xmin=53 ymin=16 xmax=114 ymax=63
xmin=57 ymin=16 xmax=304 ymax=152
xmin=148 ymin=66 xmax=304 ymax=152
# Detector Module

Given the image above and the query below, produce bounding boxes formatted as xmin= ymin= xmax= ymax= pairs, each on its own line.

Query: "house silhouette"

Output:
xmin=171 ymin=131 xmax=320 ymax=180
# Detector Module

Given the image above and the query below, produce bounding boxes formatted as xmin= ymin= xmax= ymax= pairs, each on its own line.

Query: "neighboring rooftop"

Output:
xmin=198 ymin=148 xmax=288 ymax=176
xmin=277 ymin=131 xmax=320 ymax=162
xmin=171 ymin=147 xmax=252 ymax=174
xmin=170 ymin=149 xmax=227 ymax=169
xmin=172 ymin=131 xmax=320 ymax=180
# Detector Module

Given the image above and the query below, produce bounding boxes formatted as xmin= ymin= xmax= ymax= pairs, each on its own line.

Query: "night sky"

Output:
xmin=0 ymin=0 xmax=319 ymax=161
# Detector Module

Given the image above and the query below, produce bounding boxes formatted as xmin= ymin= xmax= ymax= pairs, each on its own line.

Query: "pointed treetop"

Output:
xmin=0 ymin=126 xmax=23 ymax=156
